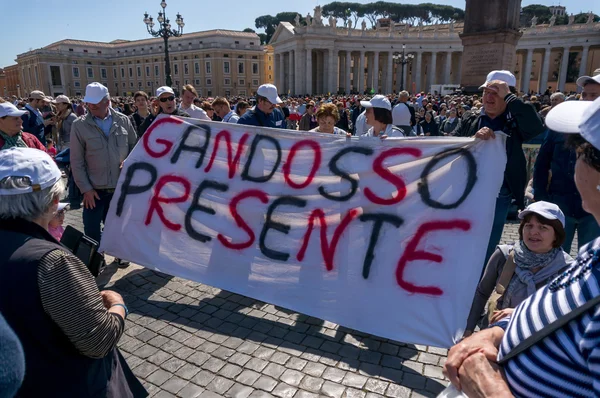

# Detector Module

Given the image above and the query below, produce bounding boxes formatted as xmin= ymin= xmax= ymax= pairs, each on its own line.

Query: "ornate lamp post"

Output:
xmin=393 ymin=44 xmax=414 ymax=91
xmin=143 ymin=1 xmax=185 ymax=88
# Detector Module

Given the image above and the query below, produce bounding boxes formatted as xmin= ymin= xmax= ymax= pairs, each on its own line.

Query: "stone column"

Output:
xmin=353 ymin=53 xmax=359 ymax=93
xmin=274 ymin=54 xmax=280 ymax=89
xmin=367 ymin=54 xmax=373 ymax=91
xmin=578 ymin=46 xmax=590 ymax=93
xmin=539 ymin=47 xmax=551 ymax=94
xmin=373 ymin=52 xmax=380 ymax=93
xmin=329 ymin=49 xmax=338 ymax=94
xmin=428 ymin=52 xmax=437 ymax=92
xmin=295 ymin=48 xmax=304 ymax=94
xmin=288 ymin=50 xmax=294 ymax=94
xmin=279 ymin=52 xmax=286 ymax=93
xmin=306 ymin=48 xmax=313 ymax=94
xmin=387 ymin=52 xmax=394 ymax=93
xmin=415 ymin=51 xmax=423 ymax=93
xmin=358 ymin=51 xmax=365 ymax=93
xmin=444 ymin=52 xmax=452 ymax=83
xmin=558 ymin=47 xmax=570 ymax=92
xmin=521 ymin=48 xmax=533 ymax=94
xmin=346 ymin=51 xmax=352 ymax=94
xmin=316 ymin=51 xmax=323 ymax=94
xmin=455 ymin=52 xmax=462 ymax=85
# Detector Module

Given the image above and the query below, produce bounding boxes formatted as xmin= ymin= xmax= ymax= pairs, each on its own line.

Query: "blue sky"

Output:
xmin=2 ymin=0 xmax=597 ymax=68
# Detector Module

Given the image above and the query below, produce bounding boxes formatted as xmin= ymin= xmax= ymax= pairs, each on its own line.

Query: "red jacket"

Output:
xmin=0 ymin=132 xmax=46 ymax=152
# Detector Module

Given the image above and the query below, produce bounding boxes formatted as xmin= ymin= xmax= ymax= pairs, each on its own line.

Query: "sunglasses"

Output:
xmin=159 ymin=96 xmax=175 ymax=102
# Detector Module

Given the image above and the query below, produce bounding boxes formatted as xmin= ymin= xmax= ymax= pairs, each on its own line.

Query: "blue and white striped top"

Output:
xmin=497 ymin=237 xmax=600 ymax=397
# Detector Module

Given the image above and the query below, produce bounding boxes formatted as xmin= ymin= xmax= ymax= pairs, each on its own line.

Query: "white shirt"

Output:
xmin=180 ymin=104 xmax=210 ymax=120
xmin=222 ymin=110 xmax=239 ymax=124
xmin=354 ymin=111 xmax=371 ymax=136
xmin=361 ymin=124 xmax=405 ymax=138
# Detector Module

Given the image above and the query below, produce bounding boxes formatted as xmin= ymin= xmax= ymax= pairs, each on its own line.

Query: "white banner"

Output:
xmin=100 ymin=115 xmax=506 ymax=347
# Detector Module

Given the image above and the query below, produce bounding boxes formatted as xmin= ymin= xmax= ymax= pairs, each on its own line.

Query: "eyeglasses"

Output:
xmin=159 ymin=96 xmax=175 ymax=102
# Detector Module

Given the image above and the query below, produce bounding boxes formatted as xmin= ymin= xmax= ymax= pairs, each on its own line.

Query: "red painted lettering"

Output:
xmin=204 ymin=130 xmax=250 ymax=178
xmin=218 ymin=189 xmax=269 ymax=250
xmin=145 ymin=175 xmax=191 ymax=231
xmin=364 ymin=147 xmax=422 ymax=205
xmin=142 ymin=116 xmax=184 ymax=158
xmin=283 ymin=140 xmax=322 ymax=189
xmin=296 ymin=208 xmax=360 ymax=271
xmin=395 ymin=220 xmax=471 ymax=295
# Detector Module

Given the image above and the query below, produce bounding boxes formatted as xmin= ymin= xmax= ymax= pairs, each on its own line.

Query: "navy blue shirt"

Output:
xmin=21 ymin=104 xmax=46 ymax=146
xmin=237 ymin=107 xmax=286 ymax=129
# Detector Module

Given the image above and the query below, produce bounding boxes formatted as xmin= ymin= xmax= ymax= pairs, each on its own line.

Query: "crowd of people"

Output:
xmin=1 ymin=66 xmax=600 ymax=397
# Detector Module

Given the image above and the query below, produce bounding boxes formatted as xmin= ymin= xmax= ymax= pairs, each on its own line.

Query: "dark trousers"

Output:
xmin=83 ymin=189 xmax=114 ymax=243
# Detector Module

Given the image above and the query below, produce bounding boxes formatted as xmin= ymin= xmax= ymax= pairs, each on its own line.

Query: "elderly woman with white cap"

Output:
xmin=444 ymin=97 xmax=600 ymax=398
xmin=463 ymin=201 xmax=573 ymax=337
xmin=0 ymin=148 xmax=147 ymax=397
xmin=360 ymin=95 xmax=406 ymax=138
xmin=0 ymin=100 xmax=46 ymax=151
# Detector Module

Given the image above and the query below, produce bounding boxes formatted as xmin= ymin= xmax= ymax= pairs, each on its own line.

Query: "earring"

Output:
xmin=597 ymin=185 xmax=600 ymax=192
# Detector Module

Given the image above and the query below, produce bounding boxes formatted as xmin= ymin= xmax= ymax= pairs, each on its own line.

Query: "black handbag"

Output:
xmin=60 ymin=225 xmax=106 ymax=277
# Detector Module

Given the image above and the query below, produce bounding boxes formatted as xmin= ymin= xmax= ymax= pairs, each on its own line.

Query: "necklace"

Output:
xmin=548 ymin=248 xmax=598 ymax=292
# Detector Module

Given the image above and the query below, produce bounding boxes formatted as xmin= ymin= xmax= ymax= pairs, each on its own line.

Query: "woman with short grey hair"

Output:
xmin=0 ymin=147 xmax=147 ymax=397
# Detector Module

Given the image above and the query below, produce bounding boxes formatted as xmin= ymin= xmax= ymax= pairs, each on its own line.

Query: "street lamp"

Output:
xmin=143 ymin=1 xmax=185 ymax=88
xmin=392 ymin=44 xmax=414 ymax=91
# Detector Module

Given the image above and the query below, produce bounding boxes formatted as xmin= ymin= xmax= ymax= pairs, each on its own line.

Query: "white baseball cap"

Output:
xmin=0 ymin=147 xmax=62 ymax=196
xmin=57 ymin=202 xmax=69 ymax=212
xmin=479 ymin=70 xmax=517 ymax=89
xmin=156 ymin=86 xmax=175 ymax=97
xmin=392 ymin=102 xmax=411 ymax=126
xmin=83 ymin=82 xmax=109 ymax=104
xmin=0 ymin=102 xmax=27 ymax=118
xmin=257 ymin=84 xmax=283 ymax=104
xmin=546 ymin=97 xmax=600 ymax=150
xmin=576 ymin=69 xmax=600 ymax=88
xmin=518 ymin=201 xmax=565 ymax=228
xmin=361 ymin=95 xmax=392 ymax=111
xmin=52 ymin=95 xmax=71 ymax=104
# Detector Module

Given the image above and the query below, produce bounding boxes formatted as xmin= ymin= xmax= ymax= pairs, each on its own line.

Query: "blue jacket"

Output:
xmin=533 ymin=129 xmax=587 ymax=219
xmin=237 ymin=107 xmax=286 ymax=129
xmin=21 ymin=105 xmax=46 ymax=146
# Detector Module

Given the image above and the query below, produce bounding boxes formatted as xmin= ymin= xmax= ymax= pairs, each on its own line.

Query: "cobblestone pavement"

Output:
xmin=64 ymin=209 xmax=578 ymax=398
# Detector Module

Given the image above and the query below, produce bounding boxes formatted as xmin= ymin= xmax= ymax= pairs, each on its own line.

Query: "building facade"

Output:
xmin=270 ymin=18 xmax=600 ymax=95
xmin=13 ymin=29 xmax=271 ymax=98
xmin=1 ymin=65 xmax=21 ymax=97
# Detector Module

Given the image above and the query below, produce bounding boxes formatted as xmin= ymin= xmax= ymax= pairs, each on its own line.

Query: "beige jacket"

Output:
xmin=70 ymin=109 xmax=137 ymax=193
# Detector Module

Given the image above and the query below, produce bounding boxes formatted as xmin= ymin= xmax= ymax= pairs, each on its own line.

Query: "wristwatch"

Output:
xmin=111 ymin=303 xmax=129 ymax=317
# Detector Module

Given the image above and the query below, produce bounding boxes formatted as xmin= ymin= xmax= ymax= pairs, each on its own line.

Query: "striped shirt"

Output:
xmin=37 ymin=249 xmax=124 ymax=359
xmin=497 ymin=237 xmax=600 ymax=397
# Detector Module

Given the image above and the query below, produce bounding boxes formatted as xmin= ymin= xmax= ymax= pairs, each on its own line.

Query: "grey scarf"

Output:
xmin=0 ymin=130 xmax=28 ymax=149
xmin=502 ymin=241 xmax=566 ymax=308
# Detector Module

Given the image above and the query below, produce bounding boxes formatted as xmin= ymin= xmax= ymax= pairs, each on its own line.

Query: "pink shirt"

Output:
xmin=48 ymin=225 xmax=64 ymax=241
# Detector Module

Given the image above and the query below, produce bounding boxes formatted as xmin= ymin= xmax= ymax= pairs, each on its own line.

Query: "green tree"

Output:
xmin=322 ymin=2 xmax=354 ymax=27
xmin=521 ymin=4 xmax=552 ymax=25
xmin=243 ymin=28 xmax=256 ymax=33
xmin=254 ymin=13 xmax=302 ymax=44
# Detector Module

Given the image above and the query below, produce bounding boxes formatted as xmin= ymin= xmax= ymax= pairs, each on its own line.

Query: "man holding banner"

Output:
xmin=452 ymin=70 xmax=545 ymax=268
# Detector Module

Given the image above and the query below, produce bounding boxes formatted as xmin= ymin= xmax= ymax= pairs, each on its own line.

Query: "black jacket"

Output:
xmin=451 ymin=94 xmax=545 ymax=208
xmin=138 ymin=108 xmax=190 ymax=137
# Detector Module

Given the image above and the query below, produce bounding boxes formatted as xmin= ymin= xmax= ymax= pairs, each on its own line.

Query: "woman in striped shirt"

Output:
xmin=443 ymin=97 xmax=600 ymax=397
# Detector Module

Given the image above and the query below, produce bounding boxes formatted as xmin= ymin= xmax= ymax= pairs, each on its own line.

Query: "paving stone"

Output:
xmin=176 ymin=382 xmax=205 ymax=398
xmin=253 ymin=375 xmax=278 ymax=392
xmin=263 ymin=363 xmax=286 ymax=379
xmin=366 ymin=394 xmax=385 ymax=398
xmin=397 ymin=348 xmax=419 ymax=360
xmin=187 ymin=352 xmax=211 ymax=367
xmin=133 ymin=361 xmax=160 ymax=379
xmin=299 ymin=375 xmax=324 ymax=393
xmin=201 ymin=357 xmax=226 ymax=373
xmin=147 ymin=369 xmax=172 ymax=386
xmin=358 ymin=363 xmax=382 ymax=377
xmin=423 ymin=365 xmax=444 ymax=380
xmin=247 ymin=391 xmax=275 ymax=398
xmin=148 ymin=350 xmax=173 ymax=366
xmin=270 ymin=352 xmax=291 ymax=365
xmin=379 ymin=343 xmax=400 ymax=356
xmin=162 ymin=377 xmax=189 ymax=394
xmin=320 ymin=381 xmax=346 ymax=398
xmin=252 ymin=347 xmax=276 ymax=360
xmin=321 ymin=341 xmax=342 ymax=354
xmin=294 ymin=391 xmax=319 ymax=398
xmin=322 ymin=367 xmax=347 ymax=383
xmin=285 ymin=357 xmax=307 ymax=371
xmin=342 ymin=372 xmax=368 ymax=388
xmin=212 ymin=346 xmax=236 ymax=360
xmin=154 ymin=391 xmax=177 ymax=398
xmin=183 ymin=336 xmax=206 ymax=349
xmin=225 ymin=383 xmax=254 ymax=398
xmin=206 ymin=376 xmax=235 ymax=395
xmin=270 ymin=382 xmax=297 ymax=398
xmin=176 ymin=364 xmax=201 ymax=380
xmin=303 ymin=362 xmax=326 ymax=377
xmin=161 ymin=357 xmax=187 ymax=373
xmin=238 ymin=342 xmax=261 ymax=355
xmin=425 ymin=379 xmax=448 ymax=395
xmin=198 ymin=391 xmax=223 ymax=398
xmin=427 ymin=347 xmax=448 ymax=356
xmin=336 ymin=359 xmax=360 ymax=372
xmin=365 ymin=379 xmax=389 ymax=394
xmin=417 ymin=353 xmax=440 ymax=366
xmin=191 ymin=371 xmax=216 ymax=387
xmin=219 ymin=364 xmax=244 ymax=379
xmin=359 ymin=350 xmax=382 ymax=365
xmin=244 ymin=357 xmax=269 ymax=372
xmin=173 ymin=346 xmax=196 ymax=360
xmin=399 ymin=373 xmax=426 ymax=390
xmin=379 ymin=368 xmax=403 ymax=384
xmin=136 ymin=344 xmax=160 ymax=359
xmin=197 ymin=341 xmax=220 ymax=354
xmin=236 ymin=370 xmax=262 ymax=386
xmin=301 ymin=336 xmax=325 ymax=349
xmin=343 ymin=388 xmax=366 ymax=398
xmin=229 ymin=353 xmax=253 ymax=367
xmin=401 ymin=361 xmax=423 ymax=374
xmin=279 ymin=369 xmax=304 ymax=387
xmin=385 ymin=384 xmax=411 ymax=398
xmin=338 ymin=346 xmax=361 ymax=359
